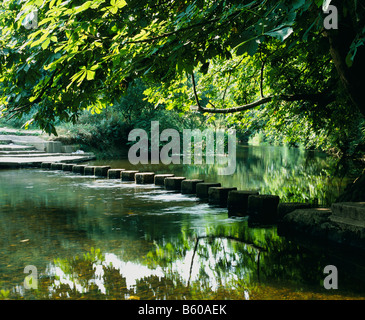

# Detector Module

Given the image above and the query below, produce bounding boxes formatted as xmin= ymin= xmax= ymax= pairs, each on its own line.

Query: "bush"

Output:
xmin=54 ymin=80 xmax=207 ymax=158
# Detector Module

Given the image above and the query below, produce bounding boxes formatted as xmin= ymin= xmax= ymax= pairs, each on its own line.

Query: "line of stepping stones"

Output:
xmin=40 ymin=162 xmax=311 ymax=224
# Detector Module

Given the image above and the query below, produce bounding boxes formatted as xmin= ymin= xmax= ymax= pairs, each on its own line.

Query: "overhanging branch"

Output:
xmin=191 ymin=73 xmax=335 ymax=114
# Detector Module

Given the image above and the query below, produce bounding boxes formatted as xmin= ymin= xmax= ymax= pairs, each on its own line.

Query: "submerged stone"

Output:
xmin=181 ymin=179 xmax=204 ymax=194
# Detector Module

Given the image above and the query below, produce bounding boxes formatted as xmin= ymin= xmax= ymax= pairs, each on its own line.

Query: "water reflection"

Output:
xmin=0 ymin=145 xmax=364 ymax=300
xmin=87 ymin=144 xmax=356 ymax=206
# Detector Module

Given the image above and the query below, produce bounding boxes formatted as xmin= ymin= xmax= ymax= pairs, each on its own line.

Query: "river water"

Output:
xmin=0 ymin=145 xmax=364 ymax=300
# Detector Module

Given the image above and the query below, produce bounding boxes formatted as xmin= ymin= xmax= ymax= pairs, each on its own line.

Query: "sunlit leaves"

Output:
xmin=102 ymin=0 xmax=127 ymax=16
xmin=87 ymin=99 xmax=105 ymax=115
xmin=0 ymin=0 xmax=363 ymax=135
xmin=67 ymin=64 xmax=100 ymax=89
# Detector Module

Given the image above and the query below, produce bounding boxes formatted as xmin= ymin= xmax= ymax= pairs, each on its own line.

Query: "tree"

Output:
xmin=0 ymin=0 xmax=364 ymax=134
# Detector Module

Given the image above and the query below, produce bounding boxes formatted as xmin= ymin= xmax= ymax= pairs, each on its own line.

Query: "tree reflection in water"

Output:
xmin=4 ymin=222 xmax=364 ymax=300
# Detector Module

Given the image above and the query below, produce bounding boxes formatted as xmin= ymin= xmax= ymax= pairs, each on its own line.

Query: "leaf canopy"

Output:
xmin=0 ymin=0 xmax=363 ymax=133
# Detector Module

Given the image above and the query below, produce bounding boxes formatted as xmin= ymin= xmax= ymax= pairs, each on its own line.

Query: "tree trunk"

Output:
xmin=326 ymin=1 xmax=365 ymax=117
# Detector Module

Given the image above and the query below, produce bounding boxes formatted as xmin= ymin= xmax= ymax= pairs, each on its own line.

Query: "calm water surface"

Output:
xmin=0 ymin=145 xmax=364 ymax=300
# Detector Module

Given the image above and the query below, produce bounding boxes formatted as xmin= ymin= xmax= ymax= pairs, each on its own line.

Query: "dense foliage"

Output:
xmin=53 ymin=79 xmax=206 ymax=158
xmin=0 ymin=0 xmax=364 ymax=155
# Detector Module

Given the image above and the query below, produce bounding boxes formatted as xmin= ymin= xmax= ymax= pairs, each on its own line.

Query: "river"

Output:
xmin=0 ymin=145 xmax=364 ymax=299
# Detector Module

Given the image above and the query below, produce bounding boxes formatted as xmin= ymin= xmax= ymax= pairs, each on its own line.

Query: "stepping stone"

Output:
xmin=331 ymin=202 xmax=365 ymax=221
xmin=84 ymin=166 xmax=97 ymax=175
xmin=72 ymin=165 xmax=87 ymax=174
xmin=247 ymin=194 xmax=280 ymax=224
xmin=121 ymin=170 xmax=139 ymax=181
xmin=196 ymin=182 xmax=221 ymax=198
xmin=50 ymin=163 xmax=65 ymax=170
xmin=208 ymin=187 xmax=237 ymax=207
xmin=164 ymin=177 xmax=186 ymax=190
xmin=62 ymin=163 xmax=74 ymax=171
xmin=154 ymin=174 xmax=174 ymax=186
xmin=181 ymin=179 xmax=204 ymax=194
xmin=0 ymin=145 xmax=35 ymax=151
xmin=227 ymin=190 xmax=259 ymax=216
xmin=135 ymin=172 xmax=155 ymax=184
xmin=94 ymin=166 xmax=111 ymax=177
xmin=277 ymin=208 xmax=332 ymax=238
xmin=277 ymin=202 xmax=312 ymax=221
xmin=41 ymin=162 xmax=52 ymax=169
xmin=107 ymin=169 xmax=125 ymax=179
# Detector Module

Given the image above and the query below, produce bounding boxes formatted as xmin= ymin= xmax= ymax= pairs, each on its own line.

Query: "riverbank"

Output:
xmin=0 ymin=127 xmax=95 ymax=167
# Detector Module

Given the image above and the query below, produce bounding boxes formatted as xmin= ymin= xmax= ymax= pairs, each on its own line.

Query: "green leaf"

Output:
xmin=30 ymin=38 xmax=43 ymax=48
xmin=90 ymin=64 xmax=100 ymax=71
xmin=292 ymin=0 xmax=306 ymax=10
xmin=265 ymin=27 xmax=293 ymax=41
xmin=86 ymin=69 xmax=95 ymax=80
xmin=74 ymin=1 xmax=93 ymax=14
xmin=108 ymin=0 xmax=127 ymax=14
xmin=38 ymin=17 xmax=53 ymax=27
xmin=49 ymin=0 xmax=56 ymax=9
xmin=41 ymin=38 xmax=51 ymax=49
xmin=236 ymin=39 xmax=259 ymax=56
xmin=67 ymin=69 xmax=87 ymax=89
xmin=345 ymin=53 xmax=353 ymax=67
